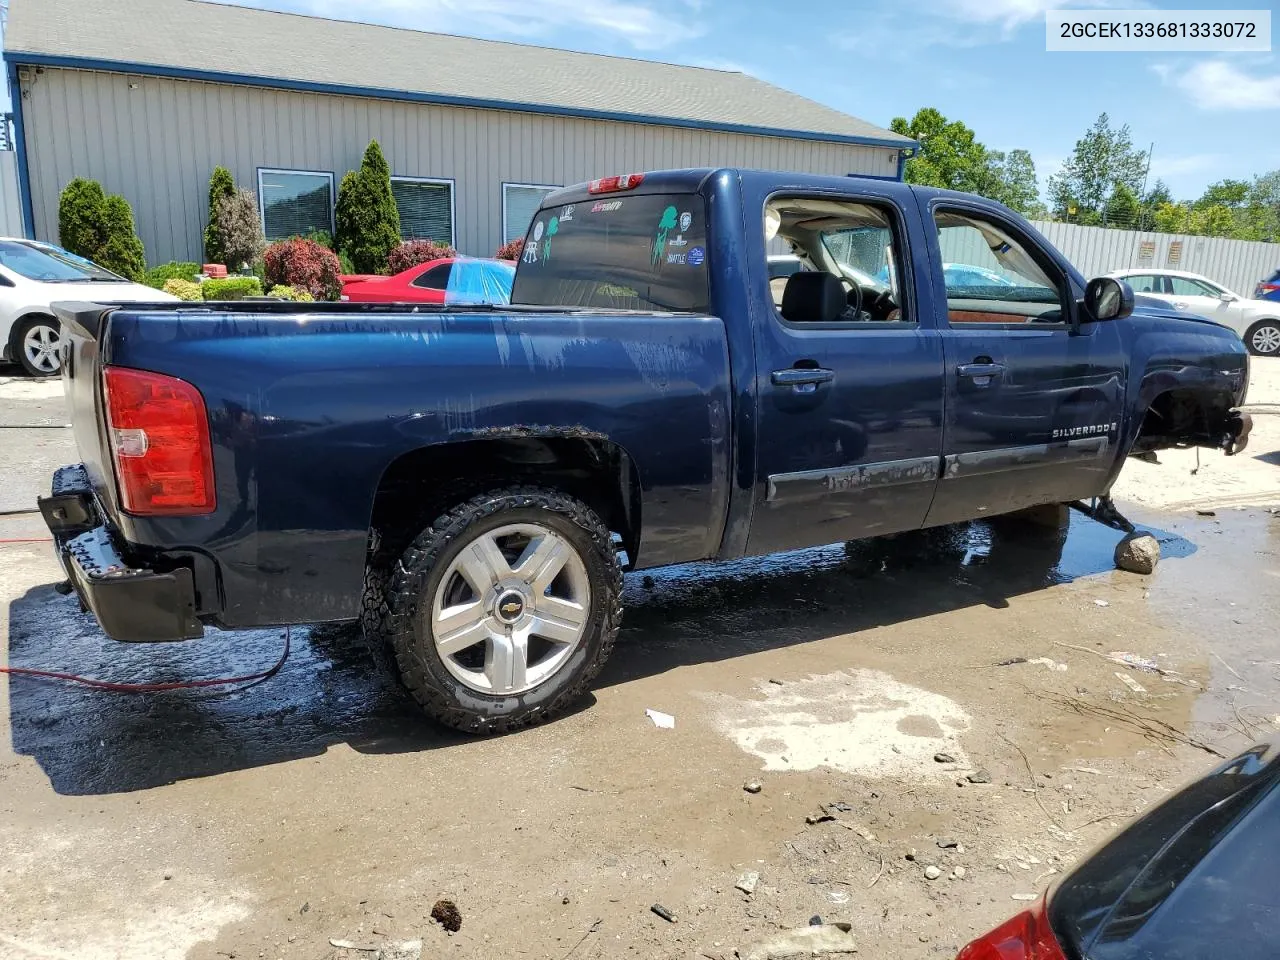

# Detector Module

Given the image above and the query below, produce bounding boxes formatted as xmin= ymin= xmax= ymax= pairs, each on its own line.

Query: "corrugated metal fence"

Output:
xmin=1028 ymin=220 xmax=1277 ymax=297
xmin=0 ymin=151 xmax=24 ymax=238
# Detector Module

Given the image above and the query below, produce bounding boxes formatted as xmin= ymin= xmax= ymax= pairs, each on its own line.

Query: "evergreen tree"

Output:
xmin=335 ymin=140 xmax=402 ymax=274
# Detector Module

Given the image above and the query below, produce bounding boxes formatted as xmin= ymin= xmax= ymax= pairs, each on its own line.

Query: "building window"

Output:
xmin=258 ymin=169 xmax=334 ymax=242
xmin=503 ymin=183 xmax=558 ymax=243
xmin=392 ymin=177 xmax=455 ymax=246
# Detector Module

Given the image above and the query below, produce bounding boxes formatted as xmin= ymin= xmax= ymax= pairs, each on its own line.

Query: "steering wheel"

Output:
xmin=863 ymin=287 xmax=898 ymax=322
xmin=841 ymin=278 xmax=863 ymax=319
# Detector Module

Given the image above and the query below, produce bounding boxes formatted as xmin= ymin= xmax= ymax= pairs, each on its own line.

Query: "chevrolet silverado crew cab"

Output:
xmin=41 ymin=169 xmax=1251 ymax=733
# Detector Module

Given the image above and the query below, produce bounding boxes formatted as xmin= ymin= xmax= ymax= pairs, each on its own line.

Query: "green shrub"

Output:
xmin=58 ymin=178 xmax=109 ymax=261
xmin=267 ymin=284 xmax=314 ymax=302
xmin=338 ymin=250 xmax=355 ymax=275
xmin=334 ymin=140 xmax=401 ymax=274
xmin=201 ymin=276 xmax=263 ymax=301
xmin=213 ymin=187 xmax=266 ymax=270
xmin=57 ymin=179 xmax=147 ymax=280
xmin=301 ymin=229 xmax=333 ymax=249
xmin=163 ymin=278 xmax=203 ymax=301
xmin=204 ymin=166 xmax=236 ymax=264
xmin=145 ymin=261 xmax=200 ymax=289
xmin=97 ymin=194 xmax=146 ymax=281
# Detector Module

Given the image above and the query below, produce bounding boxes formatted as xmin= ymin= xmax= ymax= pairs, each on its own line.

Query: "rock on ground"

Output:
xmin=739 ymin=923 xmax=860 ymax=960
xmin=1114 ymin=532 xmax=1161 ymax=574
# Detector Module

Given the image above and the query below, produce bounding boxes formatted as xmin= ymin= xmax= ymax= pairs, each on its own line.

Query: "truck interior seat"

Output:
xmin=780 ymin=271 xmax=845 ymax=323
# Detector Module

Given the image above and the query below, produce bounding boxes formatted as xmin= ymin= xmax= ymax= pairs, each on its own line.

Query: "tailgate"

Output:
xmin=52 ymin=302 xmax=120 ymax=519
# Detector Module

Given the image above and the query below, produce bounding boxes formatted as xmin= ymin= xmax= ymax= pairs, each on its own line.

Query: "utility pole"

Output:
xmin=1137 ymin=142 xmax=1154 ymax=231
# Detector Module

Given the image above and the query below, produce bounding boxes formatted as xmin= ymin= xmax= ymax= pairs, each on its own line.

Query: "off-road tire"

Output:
xmin=381 ymin=486 xmax=622 ymax=734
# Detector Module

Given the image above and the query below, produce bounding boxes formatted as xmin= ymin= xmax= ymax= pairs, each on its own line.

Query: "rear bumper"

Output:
xmin=38 ymin=464 xmax=203 ymax=643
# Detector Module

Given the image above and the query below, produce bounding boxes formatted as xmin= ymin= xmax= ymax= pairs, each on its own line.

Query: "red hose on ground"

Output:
xmin=0 ymin=627 xmax=291 ymax=693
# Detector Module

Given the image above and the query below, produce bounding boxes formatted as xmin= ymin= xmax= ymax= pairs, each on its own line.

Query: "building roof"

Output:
xmin=3 ymin=0 xmax=913 ymax=149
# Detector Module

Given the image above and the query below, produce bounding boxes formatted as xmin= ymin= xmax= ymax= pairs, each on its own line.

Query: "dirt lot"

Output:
xmin=1 ymin=361 xmax=1278 ymax=960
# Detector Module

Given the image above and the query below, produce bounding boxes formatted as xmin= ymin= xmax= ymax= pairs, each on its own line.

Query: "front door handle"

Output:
xmin=771 ymin=367 xmax=834 ymax=387
xmin=957 ymin=362 xmax=1005 ymax=379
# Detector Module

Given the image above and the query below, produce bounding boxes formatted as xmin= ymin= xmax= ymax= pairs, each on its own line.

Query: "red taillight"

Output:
xmin=103 ymin=367 xmax=216 ymax=516
xmin=956 ymin=897 xmax=1066 ymax=960
xmin=1258 ymin=283 xmax=1280 ymax=296
xmin=587 ymin=173 xmax=645 ymax=194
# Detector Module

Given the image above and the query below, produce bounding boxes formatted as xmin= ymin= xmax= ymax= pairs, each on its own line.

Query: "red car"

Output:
xmin=340 ymin=257 xmax=515 ymax=304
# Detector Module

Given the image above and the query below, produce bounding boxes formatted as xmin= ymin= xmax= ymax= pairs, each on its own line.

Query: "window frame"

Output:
xmin=256 ymin=167 xmax=335 ymax=241
xmin=391 ymin=175 xmax=457 ymax=246
xmin=1169 ymin=275 xmax=1221 ymax=298
xmin=410 ymin=261 xmax=454 ymax=290
xmin=762 ymin=190 xmax=919 ymax=332
xmin=502 ymin=182 xmax=560 ymax=245
xmin=931 ymin=202 xmax=1074 ymax=330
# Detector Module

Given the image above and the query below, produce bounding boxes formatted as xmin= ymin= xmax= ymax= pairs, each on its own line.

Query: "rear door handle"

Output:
xmin=771 ymin=367 xmax=834 ymax=387
xmin=957 ymin=362 xmax=1005 ymax=379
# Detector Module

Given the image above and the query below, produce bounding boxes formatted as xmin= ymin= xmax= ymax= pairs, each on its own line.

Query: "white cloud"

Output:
xmin=918 ymin=0 xmax=1143 ymax=33
xmin=1162 ymin=60 xmax=1280 ymax=111
xmin=223 ymin=0 xmax=704 ymax=50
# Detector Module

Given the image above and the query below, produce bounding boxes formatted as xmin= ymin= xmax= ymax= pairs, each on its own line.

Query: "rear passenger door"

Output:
xmin=921 ymin=201 xmax=1126 ymax=527
xmin=745 ymin=182 xmax=946 ymax=555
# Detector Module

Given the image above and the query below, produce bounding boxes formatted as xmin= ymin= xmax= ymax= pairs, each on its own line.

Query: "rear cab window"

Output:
xmin=510 ymin=193 xmax=709 ymax=312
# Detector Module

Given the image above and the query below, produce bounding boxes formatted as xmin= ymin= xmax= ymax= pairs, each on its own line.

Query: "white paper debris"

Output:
xmin=1028 ymin=657 xmax=1068 ymax=672
xmin=1115 ymin=672 xmax=1147 ymax=694
xmin=645 ymin=709 xmax=675 ymax=729
xmin=1093 ymin=599 xmax=1110 ymax=607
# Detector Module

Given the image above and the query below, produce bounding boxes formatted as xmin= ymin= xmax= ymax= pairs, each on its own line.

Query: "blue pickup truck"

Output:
xmin=41 ymin=168 xmax=1251 ymax=733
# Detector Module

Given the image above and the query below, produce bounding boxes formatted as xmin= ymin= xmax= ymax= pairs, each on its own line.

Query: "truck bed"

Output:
xmin=55 ymin=300 xmax=732 ymax=629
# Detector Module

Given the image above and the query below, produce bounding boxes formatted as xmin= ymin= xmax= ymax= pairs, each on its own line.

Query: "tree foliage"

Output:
xmin=335 ymin=140 xmax=402 ymax=274
xmin=890 ymin=108 xmax=1040 ymax=216
xmin=1047 ymin=113 xmax=1148 ymax=224
xmin=203 ymin=166 xmax=237 ymax=264
xmin=213 ymin=187 xmax=266 ymax=269
xmin=57 ymin=178 xmax=146 ymax=280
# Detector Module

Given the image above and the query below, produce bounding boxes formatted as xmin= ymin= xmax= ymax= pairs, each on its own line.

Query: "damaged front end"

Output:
xmin=1129 ymin=388 xmax=1252 ymax=460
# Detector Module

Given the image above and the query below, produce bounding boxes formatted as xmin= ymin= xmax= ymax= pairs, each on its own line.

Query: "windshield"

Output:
xmin=510 ymin=192 xmax=709 ymax=312
xmin=0 ymin=241 xmax=124 ymax=282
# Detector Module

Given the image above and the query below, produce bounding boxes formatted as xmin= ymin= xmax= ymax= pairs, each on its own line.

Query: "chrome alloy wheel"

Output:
xmin=1249 ymin=322 xmax=1280 ymax=356
xmin=22 ymin=321 xmax=62 ymax=374
xmin=430 ymin=522 xmax=591 ymax=695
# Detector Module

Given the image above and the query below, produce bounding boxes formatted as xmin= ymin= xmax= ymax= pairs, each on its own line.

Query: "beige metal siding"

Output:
xmin=18 ymin=67 xmax=899 ymax=264
xmin=0 ymin=151 xmax=23 ymax=236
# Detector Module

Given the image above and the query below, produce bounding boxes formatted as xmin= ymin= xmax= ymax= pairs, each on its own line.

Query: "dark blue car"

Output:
xmin=40 ymin=168 xmax=1252 ymax=734
xmin=1255 ymin=267 xmax=1280 ymax=303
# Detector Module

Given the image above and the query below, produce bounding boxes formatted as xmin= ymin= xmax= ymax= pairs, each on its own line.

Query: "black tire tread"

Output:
xmin=380 ymin=485 xmax=622 ymax=734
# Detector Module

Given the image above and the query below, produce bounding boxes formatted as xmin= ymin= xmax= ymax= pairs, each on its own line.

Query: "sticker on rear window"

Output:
xmin=688 ymin=246 xmax=705 ymax=266
xmin=652 ymin=205 xmax=679 ymax=268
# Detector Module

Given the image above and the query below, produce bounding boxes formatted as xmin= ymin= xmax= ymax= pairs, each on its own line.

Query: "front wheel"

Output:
xmin=383 ymin=486 xmax=622 ymax=734
xmin=1245 ymin=319 xmax=1280 ymax=357
xmin=14 ymin=316 xmax=63 ymax=377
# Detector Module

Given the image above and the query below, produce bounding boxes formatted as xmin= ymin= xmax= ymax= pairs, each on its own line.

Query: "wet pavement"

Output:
xmin=1 ymin=363 xmax=1278 ymax=960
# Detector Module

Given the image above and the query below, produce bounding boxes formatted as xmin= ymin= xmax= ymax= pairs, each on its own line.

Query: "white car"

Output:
xmin=1109 ymin=268 xmax=1280 ymax=357
xmin=0 ymin=238 xmax=177 ymax=376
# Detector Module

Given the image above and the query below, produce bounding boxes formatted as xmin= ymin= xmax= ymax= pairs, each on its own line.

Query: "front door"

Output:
xmin=745 ymin=184 xmax=946 ymax=556
xmin=1165 ymin=274 xmax=1246 ymax=329
xmin=922 ymin=202 xmax=1126 ymax=527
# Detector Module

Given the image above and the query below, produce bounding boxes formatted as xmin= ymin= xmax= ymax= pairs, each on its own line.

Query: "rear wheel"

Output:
xmin=1245 ymin=319 xmax=1280 ymax=357
xmin=382 ymin=486 xmax=622 ymax=734
xmin=14 ymin=316 xmax=62 ymax=377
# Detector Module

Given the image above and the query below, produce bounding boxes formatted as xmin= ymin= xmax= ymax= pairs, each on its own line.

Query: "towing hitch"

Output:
xmin=1069 ymin=496 xmax=1135 ymax=534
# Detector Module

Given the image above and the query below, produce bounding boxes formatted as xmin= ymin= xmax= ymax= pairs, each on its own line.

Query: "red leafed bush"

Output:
xmin=387 ymin=239 xmax=457 ymax=274
xmin=263 ymin=238 xmax=342 ymax=301
xmin=495 ymin=238 xmax=524 ymax=261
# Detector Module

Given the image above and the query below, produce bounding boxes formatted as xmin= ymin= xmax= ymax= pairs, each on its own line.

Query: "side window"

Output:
xmin=411 ymin=263 xmax=453 ymax=290
xmin=934 ymin=209 xmax=1066 ymax=326
xmin=1127 ymin=274 xmax=1161 ymax=294
xmin=1169 ymin=277 xmax=1217 ymax=297
xmin=763 ymin=197 xmax=910 ymax=325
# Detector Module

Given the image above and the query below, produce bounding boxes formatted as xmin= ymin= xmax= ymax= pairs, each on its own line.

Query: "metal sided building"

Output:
xmin=2 ymin=0 xmax=914 ymax=265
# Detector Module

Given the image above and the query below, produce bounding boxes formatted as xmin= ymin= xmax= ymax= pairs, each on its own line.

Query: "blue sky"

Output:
xmin=7 ymin=0 xmax=1280 ymax=200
